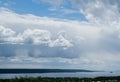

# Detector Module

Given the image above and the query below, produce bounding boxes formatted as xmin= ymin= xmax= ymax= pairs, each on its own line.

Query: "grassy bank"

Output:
xmin=0 ymin=76 xmax=120 ymax=82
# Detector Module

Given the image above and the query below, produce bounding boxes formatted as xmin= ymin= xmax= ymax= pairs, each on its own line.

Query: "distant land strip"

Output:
xmin=0 ymin=69 xmax=94 ymax=74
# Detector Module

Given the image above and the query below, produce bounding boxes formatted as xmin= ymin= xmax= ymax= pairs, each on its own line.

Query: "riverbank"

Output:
xmin=0 ymin=76 xmax=120 ymax=82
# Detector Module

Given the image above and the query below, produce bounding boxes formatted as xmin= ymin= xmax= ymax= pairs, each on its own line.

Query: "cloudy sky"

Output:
xmin=0 ymin=0 xmax=120 ymax=71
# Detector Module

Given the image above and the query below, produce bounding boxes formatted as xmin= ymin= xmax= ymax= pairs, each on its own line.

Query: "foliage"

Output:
xmin=0 ymin=76 xmax=120 ymax=82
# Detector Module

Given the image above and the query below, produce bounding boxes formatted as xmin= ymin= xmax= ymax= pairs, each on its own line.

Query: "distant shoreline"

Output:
xmin=0 ymin=69 xmax=95 ymax=74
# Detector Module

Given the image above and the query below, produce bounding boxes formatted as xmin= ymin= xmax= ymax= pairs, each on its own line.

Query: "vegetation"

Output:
xmin=0 ymin=76 xmax=120 ymax=82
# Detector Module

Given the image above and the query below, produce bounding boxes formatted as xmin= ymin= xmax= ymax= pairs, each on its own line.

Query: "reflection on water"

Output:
xmin=0 ymin=72 xmax=120 ymax=79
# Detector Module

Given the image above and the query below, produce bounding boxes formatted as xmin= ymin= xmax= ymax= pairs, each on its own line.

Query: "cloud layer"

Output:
xmin=0 ymin=0 xmax=120 ymax=70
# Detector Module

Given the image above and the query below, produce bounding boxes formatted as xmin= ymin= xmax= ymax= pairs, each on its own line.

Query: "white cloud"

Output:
xmin=0 ymin=25 xmax=73 ymax=49
xmin=0 ymin=6 xmax=120 ymax=70
xmin=60 ymin=8 xmax=79 ymax=14
xmin=49 ymin=31 xmax=73 ymax=49
xmin=72 ymin=0 xmax=120 ymax=27
xmin=0 ymin=25 xmax=16 ymax=43
xmin=0 ymin=1 xmax=15 ymax=7
xmin=33 ymin=0 xmax=65 ymax=6
xmin=43 ymin=0 xmax=64 ymax=5
xmin=22 ymin=29 xmax=51 ymax=44
xmin=0 ymin=25 xmax=15 ymax=37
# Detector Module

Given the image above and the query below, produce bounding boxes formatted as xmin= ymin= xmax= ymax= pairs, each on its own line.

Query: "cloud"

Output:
xmin=0 ymin=25 xmax=73 ymax=50
xmin=0 ymin=6 xmax=120 ymax=70
xmin=49 ymin=31 xmax=73 ymax=49
xmin=0 ymin=25 xmax=15 ymax=37
xmin=43 ymin=0 xmax=64 ymax=6
xmin=71 ymin=0 xmax=120 ymax=26
xmin=0 ymin=1 xmax=15 ymax=7
xmin=0 ymin=25 xmax=16 ymax=43
xmin=22 ymin=29 xmax=51 ymax=44
xmin=33 ymin=0 xmax=65 ymax=6
xmin=60 ymin=8 xmax=79 ymax=14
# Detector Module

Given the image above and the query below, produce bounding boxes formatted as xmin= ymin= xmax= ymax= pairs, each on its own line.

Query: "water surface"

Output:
xmin=0 ymin=72 xmax=120 ymax=79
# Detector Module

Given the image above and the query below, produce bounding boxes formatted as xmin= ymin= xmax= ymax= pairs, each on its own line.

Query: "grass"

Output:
xmin=0 ymin=76 xmax=120 ymax=82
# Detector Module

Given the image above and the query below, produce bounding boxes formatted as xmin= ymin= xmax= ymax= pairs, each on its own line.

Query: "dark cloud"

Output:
xmin=0 ymin=44 xmax=80 ymax=58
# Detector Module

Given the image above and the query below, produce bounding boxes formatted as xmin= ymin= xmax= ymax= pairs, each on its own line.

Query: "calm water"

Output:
xmin=0 ymin=72 xmax=120 ymax=79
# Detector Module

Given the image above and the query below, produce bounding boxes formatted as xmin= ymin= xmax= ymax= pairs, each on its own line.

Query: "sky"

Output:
xmin=0 ymin=0 xmax=120 ymax=71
